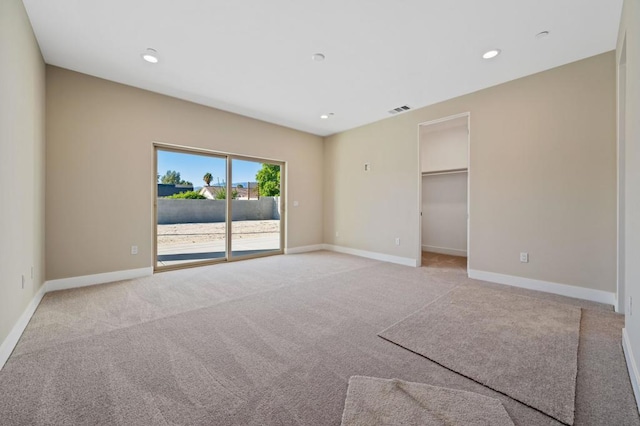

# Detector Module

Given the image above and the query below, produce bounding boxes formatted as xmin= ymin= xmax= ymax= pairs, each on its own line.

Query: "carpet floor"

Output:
xmin=379 ymin=286 xmax=582 ymax=424
xmin=0 ymin=251 xmax=637 ymax=425
xmin=341 ymin=376 xmax=514 ymax=425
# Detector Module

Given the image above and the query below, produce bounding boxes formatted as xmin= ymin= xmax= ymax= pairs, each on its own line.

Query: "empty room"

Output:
xmin=1 ymin=0 xmax=639 ymax=425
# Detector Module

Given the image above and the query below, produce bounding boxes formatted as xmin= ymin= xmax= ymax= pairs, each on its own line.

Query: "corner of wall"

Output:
xmin=0 ymin=0 xmax=47 ymax=368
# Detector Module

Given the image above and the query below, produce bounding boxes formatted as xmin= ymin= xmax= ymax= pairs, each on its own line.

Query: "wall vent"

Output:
xmin=388 ymin=105 xmax=411 ymax=115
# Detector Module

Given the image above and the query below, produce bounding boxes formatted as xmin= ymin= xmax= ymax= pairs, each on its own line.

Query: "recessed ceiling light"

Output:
xmin=482 ymin=49 xmax=501 ymax=59
xmin=312 ymin=53 xmax=325 ymax=62
xmin=535 ymin=31 xmax=550 ymax=39
xmin=142 ymin=48 xmax=159 ymax=64
xmin=320 ymin=113 xmax=334 ymax=119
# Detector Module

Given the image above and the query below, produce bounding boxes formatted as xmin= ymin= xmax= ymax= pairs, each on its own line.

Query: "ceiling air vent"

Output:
xmin=388 ymin=105 xmax=411 ymax=115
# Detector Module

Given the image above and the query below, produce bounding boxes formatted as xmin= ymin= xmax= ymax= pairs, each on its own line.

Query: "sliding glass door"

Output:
xmin=154 ymin=145 xmax=284 ymax=270
xmin=155 ymin=149 xmax=227 ymax=268
xmin=230 ymin=159 xmax=282 ymax=258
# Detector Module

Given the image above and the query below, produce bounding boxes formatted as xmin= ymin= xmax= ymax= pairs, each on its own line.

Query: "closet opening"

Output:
xmin=418 ymin=113 xmax=470 ymax=271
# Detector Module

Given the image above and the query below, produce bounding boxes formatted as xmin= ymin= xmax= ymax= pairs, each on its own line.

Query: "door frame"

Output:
xmin=616 ymin=34 xmax=627 ymax=313
xmin=153 ymin=142 xmax=286 ymax=272
xmin=416 ymin=112 xmax=471 ymax=271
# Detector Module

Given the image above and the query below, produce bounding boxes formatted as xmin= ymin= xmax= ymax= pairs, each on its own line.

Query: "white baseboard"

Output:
xmin=285 ymin=244 xmax=324 ymax=254
xmin=322 ymin=244 xmax=418 ymax=267
xmin=45 ymin=267 xmax=153 ymax=292
xmin=1 ymin=267 xmax=154 ymax=371
xmin=422 ymin=245 xmax=467 ymax=257
xmin=623 ymin=328 xmax=640 ymax=413
xmin=0 ymin=284 xmax=46 ymax=370
xmin=468 ymin=269 xmax=616 ymax=306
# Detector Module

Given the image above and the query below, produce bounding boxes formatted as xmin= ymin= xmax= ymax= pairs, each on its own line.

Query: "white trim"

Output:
xmin=323 ymin=244 xmax=418 ymax=267
xmin=285 ymin=244 xmax=324 ymax=254
xmin=422 ymin=245 xmax=467 ymax=257
xmin=623 ymin=328 xmax=640 ymax=413
xmin=0 ymin=285 xmax=46 ymax=370
xmin=1 ymin=267 xmax=153 ymax=370
xmin=616 ymin=37 xmax=628 ymax=314
xmin=468 ymin=269 xmax=616 ymax=306
xmin=417 ymin=112 xmax=470 ymax=127
xmin=45 ymin=267 xmax=153 ymax=292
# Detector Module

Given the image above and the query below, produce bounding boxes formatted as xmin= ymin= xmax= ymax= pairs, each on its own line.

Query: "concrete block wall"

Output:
xmin=157 ymin=197 xmax=279 ymax=224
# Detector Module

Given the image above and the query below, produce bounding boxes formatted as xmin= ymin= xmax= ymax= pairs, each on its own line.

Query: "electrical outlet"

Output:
xmin=520 ymin=252 xmax=529 ymax=263
xmin=364 ymin=163 xmax=371 ymax=172
xmin=335 ymin=231 xmax=339 ymax=238
xmin=395 ymin=237 xmax=400 ymax=246
xmin=293 ymin=201 xmax=299 ymax=207
xmin=131 ymin=245 xmax=138 ymax=255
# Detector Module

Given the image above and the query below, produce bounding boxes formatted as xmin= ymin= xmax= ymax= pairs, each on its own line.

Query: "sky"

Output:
xmin=157 ymin=150 xmax=263 ymax=187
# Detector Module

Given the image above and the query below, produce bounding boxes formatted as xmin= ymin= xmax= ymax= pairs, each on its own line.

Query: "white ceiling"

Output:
xmin=23 ymin=0 xmax=622 ymax=137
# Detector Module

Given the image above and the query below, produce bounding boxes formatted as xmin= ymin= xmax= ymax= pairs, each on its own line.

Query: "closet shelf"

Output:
xmin=421 ymin=168 xmax=468 ymax=176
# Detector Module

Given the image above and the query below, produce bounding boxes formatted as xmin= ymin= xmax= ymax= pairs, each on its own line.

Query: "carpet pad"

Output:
xmin=341 ymin=376 xmax=514 ymax=426
xmin=378 ymin=285 xmax=581 ymax=425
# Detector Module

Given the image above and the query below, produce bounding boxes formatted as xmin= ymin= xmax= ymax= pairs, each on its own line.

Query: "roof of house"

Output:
xmin=199 ymin=185 xmax=260 ymax=199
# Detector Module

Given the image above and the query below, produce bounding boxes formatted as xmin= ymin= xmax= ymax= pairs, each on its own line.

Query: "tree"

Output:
xmin=256 ymin=164 xmax=280 ymax=196
xmin=214 ymin=188 xmax=239 ymax=200
xmin=160 ymin=170 xmax=192 ymax=185
xmin=203 ymin=172 xmax=213 ymax=186
xmin=236 ymin=183 xmax=244 ymax=188
xmin=164 ymin=191 xmax=206 ymax=199
xmin=160 ymin=170 xmax=180 ymax=184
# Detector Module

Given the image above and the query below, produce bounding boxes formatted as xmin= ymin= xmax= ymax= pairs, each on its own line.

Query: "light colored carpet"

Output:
xmin=379 ymin=286 xmax=582 ymax=425
xmin=0 ymin=251 xmax=637 ymax=425
xmin=341 ymin=376 xmax=514 ymax=426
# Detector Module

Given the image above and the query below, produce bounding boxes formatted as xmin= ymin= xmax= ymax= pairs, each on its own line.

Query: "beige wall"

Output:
xmin=325 ymin=52 xmax=616 ymax=292
xmin=618 ymin=0 xmax=640 ymax=381
xmin=46 ymin=67 xmax=323 ymax=280
xmin=0 ymin=0 xmax=46 ymax=347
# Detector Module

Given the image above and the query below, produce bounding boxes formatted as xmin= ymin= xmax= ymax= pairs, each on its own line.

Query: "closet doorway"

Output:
xmin=418 ymin=113 xmax=469 ymax=270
